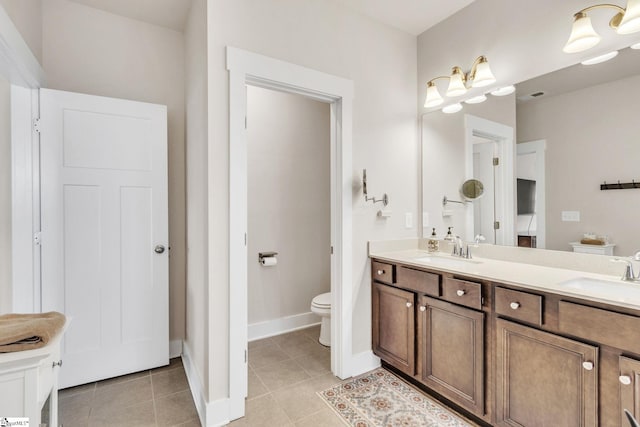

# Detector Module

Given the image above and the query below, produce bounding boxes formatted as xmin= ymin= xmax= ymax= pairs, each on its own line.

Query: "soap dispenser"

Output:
xmin=427 ymin=228 xmax=439 ymax=252
xmin=444 ymin=226 xmax=454 ymax=241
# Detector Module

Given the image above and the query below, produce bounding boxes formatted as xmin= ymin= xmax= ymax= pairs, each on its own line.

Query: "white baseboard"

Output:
xmin=182 ymin=342 xmax=232 ymax=426
xmin=350 ymin=350 xmax=381 ymax=377
xmin=170 ymin=339 xmax=182 ymax=359
xmin=248 ymin=312 xmax=320 ymax=341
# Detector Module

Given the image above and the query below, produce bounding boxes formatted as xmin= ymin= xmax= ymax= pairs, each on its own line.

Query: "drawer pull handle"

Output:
xmin=510 ymin=302 xmax=521 ymax=310
xmin=620 ymin=375 xmax=632 ymax=385
xmin=582 ymin=361 xmax=594 ymax=371
xmin=456 ymin=290 xmax=466 ymax=297
xmin=406 ymin=302 xmax=412 ymax=308
xmin=52 ymin=360 xmax=63 ymax=368
xmin=377 ymin=269 xmax=385 ymax=275
xmin=419 ymin=306 xmax=426 ymax=312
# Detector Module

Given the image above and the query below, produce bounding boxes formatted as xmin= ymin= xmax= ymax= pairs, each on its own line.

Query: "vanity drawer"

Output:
xmin=372 ymin=261 xmax=395 ymax=285
xmin=397 ymin=266 xmax=440 ymax=296
xmin=559 ymin=301 xmax=640 ymax=354
xmin=442 ymin=277 xmax=482 ymax=310
xmin=495 ymin=287 xmax=543 ymax=326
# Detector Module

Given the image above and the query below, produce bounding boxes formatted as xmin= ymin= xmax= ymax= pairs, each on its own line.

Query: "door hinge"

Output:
xmin=245 ymin=116 xmax=247 ymax=129
xmin=330 ymin=246 xmax=334 ymax=255
xmin=33 ymin=118 xmax=41 ymax=133
xmin=494 ymin=221 xmax=501 ymax=230
xmin=244 ymin=233 xmax=247 ymax=246
xmin=244 ymin=350 xmax=247 ymax=363
xmin=33 ymin=231 xmax=41 ymax=246
xmin=493 ymin=157 xmax=499 ymax=166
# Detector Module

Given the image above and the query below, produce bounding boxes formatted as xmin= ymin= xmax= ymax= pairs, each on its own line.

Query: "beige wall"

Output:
xmin=0 ymin=0 xmax=42 ymax=64
xmin=517 ymin=75 xmax=640 ymax=256
xmin=206 ymin=0 xmax=418 ymax=400
xmin=42 ymin=0 xmax=186 ymax=341
xmin=247 ymin=86 xmax=330 ymax=329
xmin=422 ymin=94 xmax=516 ymax=240
xmin=184 ymin=0 xmax=208 ymax=399
xmin=0 ymin=75 xmax=10 ymax=314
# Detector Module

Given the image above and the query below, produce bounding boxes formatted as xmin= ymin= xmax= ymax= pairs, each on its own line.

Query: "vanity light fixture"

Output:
xmin=581 ymin=50 xmax=619 ymax=64
xmin=564 ymin=1 xmax=640 ymax=53
xmin=442 ymin=103 xmax=463 ymax=114
xmin=423 ymin=56 xmax=496 ymax=108
xmin=490 ymin=85 xmax=516 ymax=96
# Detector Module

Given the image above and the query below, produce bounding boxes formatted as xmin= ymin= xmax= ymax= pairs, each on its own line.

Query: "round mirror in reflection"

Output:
xmin=461 ymin=179 xmax=484 ymax=200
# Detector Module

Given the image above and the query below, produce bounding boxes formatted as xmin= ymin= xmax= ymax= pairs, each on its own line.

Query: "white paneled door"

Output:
xmin=40 ymin=89 xmax=169 ymax=388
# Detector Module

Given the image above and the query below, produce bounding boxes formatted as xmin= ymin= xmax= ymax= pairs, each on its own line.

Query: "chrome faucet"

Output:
xmin=451 ymin=235 xmax=472 ymax=258
xmin=612 ymin=257 xmax=638 ymax=282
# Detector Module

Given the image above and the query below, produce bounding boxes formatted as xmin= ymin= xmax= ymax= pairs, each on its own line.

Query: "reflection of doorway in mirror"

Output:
xmin=517 ymin=140 xmax=546 ymax=249
xmin=472 ymin=137 xmax=497 ymax=244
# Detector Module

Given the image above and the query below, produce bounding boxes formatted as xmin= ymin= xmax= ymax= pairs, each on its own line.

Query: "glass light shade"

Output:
xmin=471 ymin=60 xmax=496 ymax=88
xmin=442 ymin=103 xmax=463 ymax=114
xmin=424 ymin=83 xmax=444 ymax=108
xmin=446 ymin=68 xmax=467 ymax=97
xmin=563 ymin=14 xmax=601 ymax=53
xmin=490 ymin=85 xmax=515 ymax=96
xmin=618 ymin=0 xmax=640 ymax=34
xmin=631 ymin=42 xmax=640 ymax=49
xmin=465 ymin=95 xmax=487 ymax=104
xmin=581 ymin=50 xmax=618 ymax=65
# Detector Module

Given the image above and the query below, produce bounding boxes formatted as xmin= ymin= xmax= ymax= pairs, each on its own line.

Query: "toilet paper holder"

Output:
xmin=258 ymin=252 xmax=278 ymax=263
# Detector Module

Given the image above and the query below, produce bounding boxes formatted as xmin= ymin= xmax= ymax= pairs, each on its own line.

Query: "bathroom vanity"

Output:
xmin=370 ymin=244 xmax=640 ymax=427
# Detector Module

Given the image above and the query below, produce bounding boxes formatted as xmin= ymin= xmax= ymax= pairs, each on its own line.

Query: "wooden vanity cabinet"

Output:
xmin=372 ymin=282 xmax=415 ymax=375
xmin=419 ymin=295 xmax=485 ymax=415
xmin=495 ymin=318 xmax=598 ymax=427
xmin=619 ymin=356 xmax=640 ymax=423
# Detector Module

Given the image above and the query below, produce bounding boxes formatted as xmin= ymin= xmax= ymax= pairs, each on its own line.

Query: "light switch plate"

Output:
xmin=405 ymin=213 xmax=413 ymax=229
xmin=561 ymin=211 xmax=580 ymax=222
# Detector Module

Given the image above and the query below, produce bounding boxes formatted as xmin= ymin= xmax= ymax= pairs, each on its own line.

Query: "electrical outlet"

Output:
xmin=422 ymin=212 xmax=429 ymax=228
xmin=405 ymin=213 xmax=413 ymax=229
xmin=561 ymin=211 xmax=580 ymax=222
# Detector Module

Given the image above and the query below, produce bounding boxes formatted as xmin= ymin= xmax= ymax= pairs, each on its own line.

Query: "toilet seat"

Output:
xmin=311 ymin=292 xmax=331 ymax=309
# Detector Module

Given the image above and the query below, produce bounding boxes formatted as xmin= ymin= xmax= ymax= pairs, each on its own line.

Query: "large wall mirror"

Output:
xmin=422 ymin=46 xmax=640 ymax=256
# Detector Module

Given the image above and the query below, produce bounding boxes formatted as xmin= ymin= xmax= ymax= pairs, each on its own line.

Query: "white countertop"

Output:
xmin=369 ymin=248 xmax=640 ymax=311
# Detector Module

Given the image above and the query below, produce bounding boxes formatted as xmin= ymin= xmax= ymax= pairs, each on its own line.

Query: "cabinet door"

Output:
xmin=496 ymin=319 xmax=598 ymax=427
xmin=372 ymin=283 xmax=415 ymax=375
xmin=419 ymin=296 xmax=485 ymax=416
xmin=620 ymin=356 xmax=640 ymax=425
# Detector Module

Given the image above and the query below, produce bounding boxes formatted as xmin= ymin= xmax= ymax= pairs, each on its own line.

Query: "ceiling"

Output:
xmin=333 ymin=0 xmax=476 ymax=35
xmin=68 ymin=0 xmax=193 ymax=32
xmin=68 ymin=0 xmax=474 ymax=36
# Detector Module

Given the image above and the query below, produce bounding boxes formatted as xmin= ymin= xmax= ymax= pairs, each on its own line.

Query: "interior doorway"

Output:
xmin=227 ymin=47 xmax=354 ymax=421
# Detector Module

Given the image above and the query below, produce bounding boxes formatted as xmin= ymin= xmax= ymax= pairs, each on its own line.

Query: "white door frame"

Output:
xmin=227 ymin=47 xmax=353 ymax=420
xmin=0 ymin=4 xmax=45 ymax=313
xmin=517 ymin=140 xmax=546 ymax=249
xmin=464 ymin=114 xmax=515 ymax=246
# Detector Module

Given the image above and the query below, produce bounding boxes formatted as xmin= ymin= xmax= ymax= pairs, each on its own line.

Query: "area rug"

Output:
xmin=317 ymin=368 xmax=475 ymax=427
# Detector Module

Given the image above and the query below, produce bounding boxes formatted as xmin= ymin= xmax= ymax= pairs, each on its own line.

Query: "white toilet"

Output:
xmin=310 ymin=292 xmax=331 ymax=347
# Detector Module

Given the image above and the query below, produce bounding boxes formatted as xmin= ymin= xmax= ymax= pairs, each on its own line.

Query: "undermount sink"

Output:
xmin=559 ymin=277 xmax=640 ymax=303
xmin=413 ymin=253 xmax=482 ymax=267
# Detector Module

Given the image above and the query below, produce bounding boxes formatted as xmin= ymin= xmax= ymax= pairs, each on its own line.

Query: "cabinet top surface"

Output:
xmin=370 ymin=249 xmax=640 ymax=311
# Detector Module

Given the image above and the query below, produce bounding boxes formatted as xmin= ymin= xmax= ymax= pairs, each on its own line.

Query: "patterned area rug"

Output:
xmin=318 ymin=368 xmax=475 ymax=427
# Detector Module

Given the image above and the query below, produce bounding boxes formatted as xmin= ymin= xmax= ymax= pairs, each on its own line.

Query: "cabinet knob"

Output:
xmin=620 ymin=375 xmax=632 ymax=385
xmin=510 ymin=302 xmax=521 ymax=310
xmin=456 ymin=290 xmax=466 ymax=297
xmin=406 ymin=302 xmax=412 ymax=308
xmin=377 ymin=269 xmax=385 ymax=275
xmin=419 ymin=306 xmax=426 ymax=312
xmin=52 ymin=360 xmax=63 ymax=368
xmin=582 ymin=361 xmax=594 ymax=371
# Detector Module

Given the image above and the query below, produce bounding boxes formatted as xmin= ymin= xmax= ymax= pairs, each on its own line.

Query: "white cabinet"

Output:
xmin=0 ymin=327 xmax=65 ymax=426
xmin=570 ymin=242 xmax=616 ymax=256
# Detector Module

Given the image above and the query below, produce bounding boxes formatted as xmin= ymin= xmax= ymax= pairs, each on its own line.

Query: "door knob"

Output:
xmin=620 ymin=375 xmax=632 ymax=385
xmin=582 ymin=361 xmax=594 ymax=371
xmin=154 ymin=245 xmax=166 ymax=254
xmin=406 ymin=302 xmax=412 ymax=308
xmin=456 ymin=290 xmax=466 ymax=297
xmin=419 ymin=306 xmax=426 ymax=312
xmin=377 ymin=269 xmax=385 ymax=275
xmin=510 ymin=302 xmax=521 ymax=310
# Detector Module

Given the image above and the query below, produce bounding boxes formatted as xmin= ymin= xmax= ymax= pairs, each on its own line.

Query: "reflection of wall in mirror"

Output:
xmin=421 ymin=93 xmax=515 ymax=243
xmin=0 ymin=74 xmax=11 ymax=314
xmin=517 ymin=74 xmax=640 ymax=256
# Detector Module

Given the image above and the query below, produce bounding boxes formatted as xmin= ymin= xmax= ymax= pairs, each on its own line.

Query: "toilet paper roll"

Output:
xmin=261 ymin=257 xmax=277 ymax=267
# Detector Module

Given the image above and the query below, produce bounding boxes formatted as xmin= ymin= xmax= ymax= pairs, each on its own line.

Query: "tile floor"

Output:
xmin=230 ymin=325 xmax=347 ymax=426
xmin=58 ymin=358 xmax=199 ymax=427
